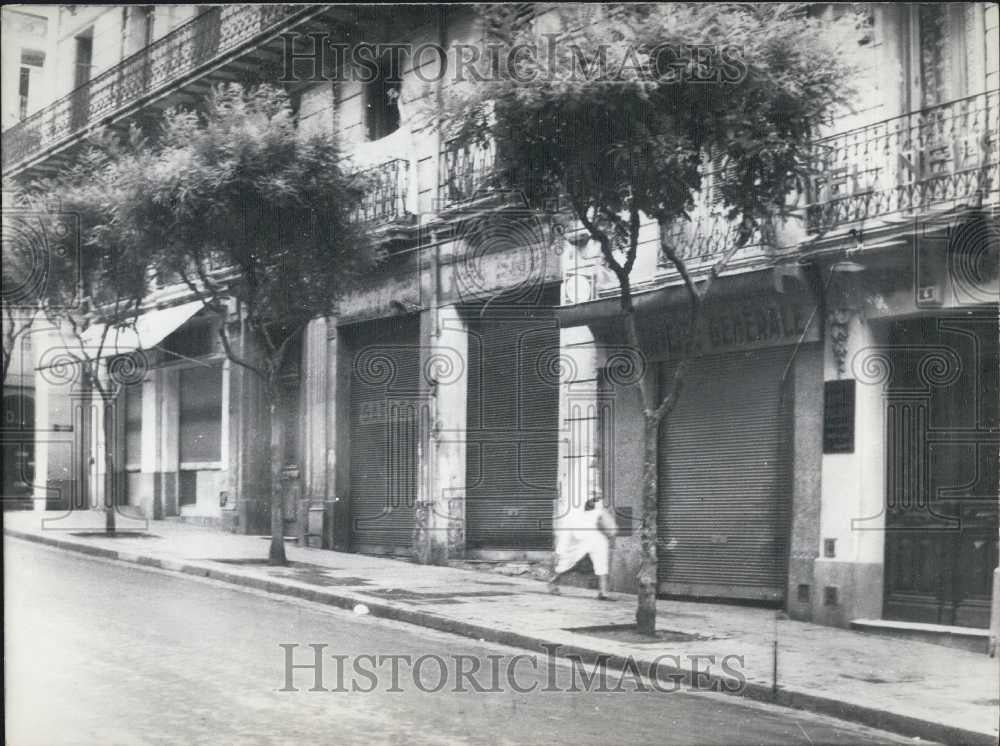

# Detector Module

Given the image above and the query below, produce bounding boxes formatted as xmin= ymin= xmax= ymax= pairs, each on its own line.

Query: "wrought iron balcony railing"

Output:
xmin=2 ymin=5 xmax=306 ymax=172
xmin=659 ymin=213 xmax=771 ymax=267
xmin=438 ymin=136 xmax=502 ymax=210
xmin=351 ymin=158 xmax=411 ymax=225
xmin=439 ymin=134 xmax=770 ymax=271
xmin=806 ymin=89 xmax=999 ymax=233
xmin=437 ymin=135 xmax=549 ymax=211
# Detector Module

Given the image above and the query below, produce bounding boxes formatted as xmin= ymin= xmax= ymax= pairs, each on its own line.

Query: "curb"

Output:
xmin=6 ymin=528 xmax=995 ymax=746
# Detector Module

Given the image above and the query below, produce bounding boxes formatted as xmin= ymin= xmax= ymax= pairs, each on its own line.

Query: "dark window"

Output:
xmin=20 ymin=49 xmax=45 ymax=67
xmin=18 ymin=67 xmax=29 ymax=120
xmin=160 ymin=323 xmax=216 ymax=359
xmin=193 ymin=6 xmax=222 ymax=64
xmin=178 ymin=364 xmax=222 ymax=462
xmin=179 ymin=470 xmax=197 ymax=506
xmin=823 ymin=379 xmax=856 ymax=454
xmin=278 ymin=334 xmax=302 ymax=467
xmin=74 ymin=33 xmax=93 ymax=88
xmin=124 ymin=383 xmax=142 ymax=465
xmin=71 ymin=31 xmax=93 ymax=130
xmin=918 ymin=5 xmax=948 ymax=108
xmin=365 ymin=52 xmax=401 ymax=141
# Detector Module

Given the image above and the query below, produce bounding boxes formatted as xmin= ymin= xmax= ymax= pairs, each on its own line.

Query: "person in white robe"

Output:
xmin=548 ymin=497 xmax=618 ymax=600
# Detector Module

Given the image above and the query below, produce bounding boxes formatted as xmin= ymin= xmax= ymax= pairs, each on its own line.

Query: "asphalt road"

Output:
xmin=4 ymin=538 xmax=919 ymax=746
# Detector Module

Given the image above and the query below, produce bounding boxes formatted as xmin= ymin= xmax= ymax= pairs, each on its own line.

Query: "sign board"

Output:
xmin=653 ymin=294 xmax=820 ymax=359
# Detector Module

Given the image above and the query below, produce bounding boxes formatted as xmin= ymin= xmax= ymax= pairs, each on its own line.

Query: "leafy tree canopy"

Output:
xmin=20 ymin=83 xmax=378 ymax=377
xmin=447 ymin=3 xmax=862 ymax=236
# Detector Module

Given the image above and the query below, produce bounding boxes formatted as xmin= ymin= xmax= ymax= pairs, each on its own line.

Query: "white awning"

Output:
xmin=81 ymin=300 xmax=205 ymax=354
xmin=38 ymin=301 xmax=205 ymax=369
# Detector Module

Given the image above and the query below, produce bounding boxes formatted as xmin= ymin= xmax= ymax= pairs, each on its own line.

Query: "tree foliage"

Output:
xmin=139 ymin=84 xmax=378 ymax=372
xmin=448 ymin=2 xmax=862 ymax=265
xmin=21 ymin=84 xmax=379 ymax=383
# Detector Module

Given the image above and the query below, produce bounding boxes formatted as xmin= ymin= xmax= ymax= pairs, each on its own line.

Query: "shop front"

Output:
xmin=650 ymin=291 xmax=820 ymax=602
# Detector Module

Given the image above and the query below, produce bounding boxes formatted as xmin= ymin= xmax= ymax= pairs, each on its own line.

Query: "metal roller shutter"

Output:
xmin=657 ymin=346 xmax=793 ymax=601
xmin=348 ymin=315 xmax=420 ymax=554
xmin=465 ymin=294 xmax=560 ymax=550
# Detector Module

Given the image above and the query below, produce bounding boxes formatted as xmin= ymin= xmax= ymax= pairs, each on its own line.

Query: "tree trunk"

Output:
xmin=636 ymin=414 xmax=659 ymax=636
xmin=268 ymin=395 xmax=287 ymax=565
xmin=103 ymin=398 xmax=117 ymax=535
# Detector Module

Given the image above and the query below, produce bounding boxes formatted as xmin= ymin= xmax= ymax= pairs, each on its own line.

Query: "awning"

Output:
xmin=38 ymin=300 xmax=205 ymax=369
xmin=80 ymin=300 xmax=205 ymax=354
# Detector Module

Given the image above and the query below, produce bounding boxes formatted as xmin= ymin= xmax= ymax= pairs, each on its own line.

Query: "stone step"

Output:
xmin=850 ymin=618 xmax=990 ymax=654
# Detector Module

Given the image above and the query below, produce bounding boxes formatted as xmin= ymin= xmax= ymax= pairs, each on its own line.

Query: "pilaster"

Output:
xmin=414 ymin=305 xmax=467 ymax=564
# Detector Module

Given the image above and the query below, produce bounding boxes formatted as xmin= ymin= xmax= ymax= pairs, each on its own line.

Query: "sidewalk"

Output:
xmin=5 ymin=510 xmax=998 ymax=745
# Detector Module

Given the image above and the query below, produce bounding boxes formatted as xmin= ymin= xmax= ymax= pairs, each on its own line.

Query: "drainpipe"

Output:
xmin=433 ymin=4 xmax=447 ymax=333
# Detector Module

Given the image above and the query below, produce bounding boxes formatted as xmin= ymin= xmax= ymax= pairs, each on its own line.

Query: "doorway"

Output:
xmin=882 ymin=313 xmax=999 ymax=628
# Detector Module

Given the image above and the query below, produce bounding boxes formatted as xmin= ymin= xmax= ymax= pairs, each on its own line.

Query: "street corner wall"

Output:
xmin=814 ymin=287 xmax=889 ymax=626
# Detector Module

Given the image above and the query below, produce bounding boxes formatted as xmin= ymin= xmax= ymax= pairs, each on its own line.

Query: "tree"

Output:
xmin=8 ymin=139 xmax=152 ymax=533
xmin=17 ymin=84 xmax=377 ymax=560
xmin=445 ymin=3 xmax=860 ymax=634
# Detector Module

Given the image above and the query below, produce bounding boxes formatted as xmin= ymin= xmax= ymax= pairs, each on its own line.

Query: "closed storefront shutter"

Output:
xmin=465 ymin=294 xmax=560 ymax=550
xmin=657 ymin=346 xmax=793 ymax=601
xmin=348 ymin=315 xmax=420 ymax=554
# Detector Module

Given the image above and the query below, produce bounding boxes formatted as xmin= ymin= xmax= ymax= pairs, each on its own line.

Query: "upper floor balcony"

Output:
xmin=437 ymin=136 xmax=549 ymax=214
xmin=806 ymin=89 xmax=999 ymax=234
xmin=350 ymin=158 xmax=413 ymax=228
xmin=438 ymin=133 xmax=777 ymax=279
xmin=438 ymin=89 xmax=999 ymax=282
xmin=1 ymin=5 xmax=342 ymax=178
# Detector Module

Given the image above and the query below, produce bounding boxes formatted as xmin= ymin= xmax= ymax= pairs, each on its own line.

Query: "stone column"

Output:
xmin=138 ymin=371 xmax=161 ymax=519
xmin=230 ymin=327 xmax=269 ymax=535
xmin=298 ymin=316 xmax=329 ymax=544
xmin=784 ymin=342 xmax=824 ymax=621
xmin=328 ymin=321 xmax=352 ymax=550
xmin=159 ymin=368 xmax=180 ymax=518
xmin=414 ymin=305 xmax=467 ymax=565
xmin=302 ymin=317 xmax=329 ymax=498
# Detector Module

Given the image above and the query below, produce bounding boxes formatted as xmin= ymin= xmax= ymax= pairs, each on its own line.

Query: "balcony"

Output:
xmin=438 ymin=137 xmax=501 ymax=210
xmin=437 ymin=136 xmax=550 ymax=213
xmin=806 ymin=89 xmax=999 ymax=234
xmin=351 ymin=158 xmax=412 ymax=226
xmin=2 ymin=5 xmax=325 ymax=175
xmin=658 ymin=212 xmax=773 ymax=268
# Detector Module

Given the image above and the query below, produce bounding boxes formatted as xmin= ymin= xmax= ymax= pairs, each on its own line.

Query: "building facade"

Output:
xmin=2 ymin=4 xmax=997 ymax=641
xmin=1 ymin=6 xmax=56 ymax=511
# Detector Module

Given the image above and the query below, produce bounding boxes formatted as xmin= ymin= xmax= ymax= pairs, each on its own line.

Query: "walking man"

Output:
xmin=548 ymin=496 xmax=618 ymax=600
